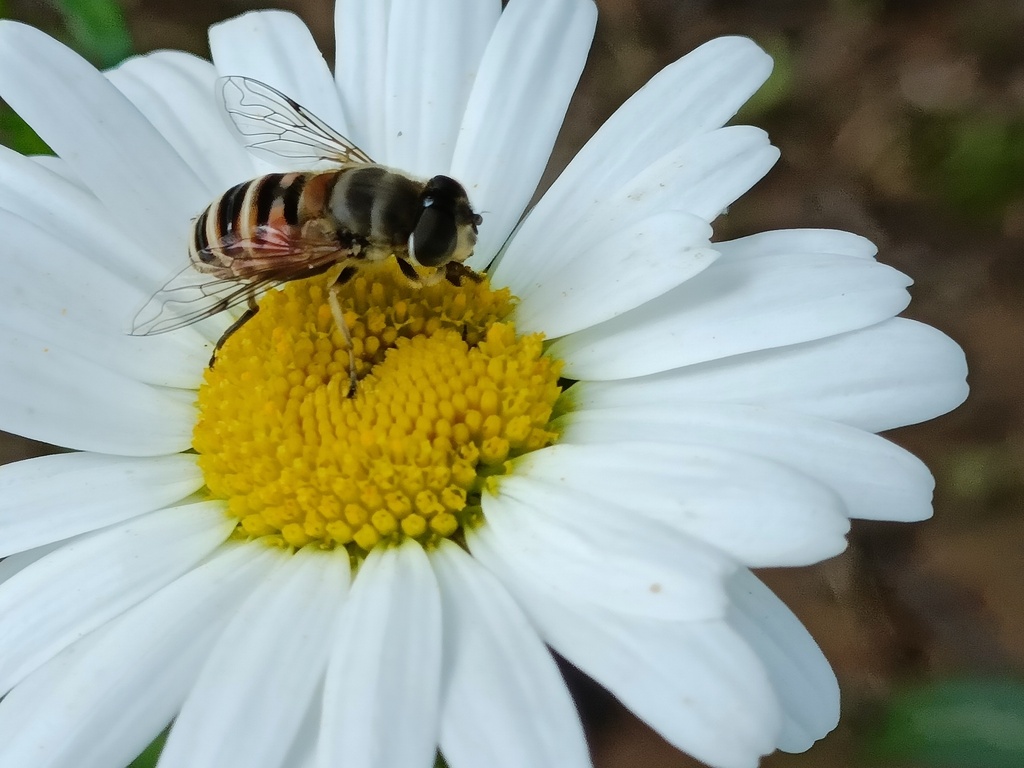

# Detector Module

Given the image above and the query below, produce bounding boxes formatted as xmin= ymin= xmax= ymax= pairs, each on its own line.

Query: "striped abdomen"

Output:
xmin=189 ymin=171 xmax=340 ymax=276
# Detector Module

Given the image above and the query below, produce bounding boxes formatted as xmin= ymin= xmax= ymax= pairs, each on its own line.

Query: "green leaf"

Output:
xmin=51 ymin=0 xmax=133 ymax=68
xmin=127 ymin=730 xmax=168 ymax=768
xmin=864 ymin=678 xmax=1024 ymax=768
xmin=0 ymin=0 xmax=131 ymax=154
xmin=0 ymin=106 xmax=50 ymax=154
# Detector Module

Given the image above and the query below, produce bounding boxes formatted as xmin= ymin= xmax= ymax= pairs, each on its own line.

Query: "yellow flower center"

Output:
xmin=193 ymin=259 xmax=563 ymax=557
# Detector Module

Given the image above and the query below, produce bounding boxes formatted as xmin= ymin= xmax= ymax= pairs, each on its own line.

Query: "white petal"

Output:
xmin=431 ymin=542 xmax=591 ymax=768
xmin=107 ymin=50 xmax=256 ymax=191
xmin=550 ymin=252 xmax=912 ymax=380
xmin=726 ymin=570 xmax=839 ymax=753
xmin=319 ymin=541 xmax=442 ymax=768
xmin=514 ymin=213 xmax=718 ymax=338
xmin=453 ymin=0 xmax=597 ymax=267
xmin=0 ymin=452 xmax=203 ymax=557
xmin=279 ymin=702 xmax=321 ymax=768
xmin=0 ymin=543 xmax=276 ymax=768
xmin=572 ymin=317 xmax=969 ymax=432
xmin=160 ymin=547 xmax=350 ymax=768
xmin=498 ymin=127 xmax=776 ymax=286
xmin=0 ymin=22 xmax=207 ymax=273
xmin=0 ymin=541 xmax=67 ymax=587
xmin=559 ymin=404 xmax=936 ymax=522
xmin=210 ymin=11 xmax=352 ymax=145
xmin=503 ymin=442 xmax=849 ymax=567
xmin=506 ymin=37 xmax=773 ymax=263
xmin=607 ymin=127 xmax=778 ymax=224
xmin=715 ymin=228 xmax=878 ymax=261
xmin=0 ymin=502 xmax=235 ymax=695
xmin=335 ymin=0 xmax=392 ymax=157
xmin=1 ymin=139 xmax=255 ymax=351
xmin=383 ymin=0 xmax=500 ymax=174
xmin=0 ymin=328 xmax=194 ymax=455
xmin=509 ymin=209 xmax=712 ymax=301
xmin=0 ymin=147 xmax=130 ymax=280
xmin=29 ymin=155 xmax=84 ymax=187
xmin=470 ymin=550 xmax=781 ymax=768
xmin=0 ymin=143 xmax=187 ymax=293
xmin=475 ymin=470 xmax=733 ymax=618
xmin=0 ymin=208 xmax=208 ymax=387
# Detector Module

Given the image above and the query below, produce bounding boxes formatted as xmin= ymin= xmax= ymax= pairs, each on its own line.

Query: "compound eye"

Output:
xmin=410 ymin=207 xmax=457 ymax=267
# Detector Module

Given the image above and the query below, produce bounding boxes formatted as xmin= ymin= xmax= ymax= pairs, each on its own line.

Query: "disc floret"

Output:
xmin=193 ymin=260 xmax=562 ymax=556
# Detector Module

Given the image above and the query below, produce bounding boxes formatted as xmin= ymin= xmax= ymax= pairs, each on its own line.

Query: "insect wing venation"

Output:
xmin=218 ymin=76 xmax=374 ymax=166
xmin=129 ymin=264 xmax=254 ymax=336
xmin=130 ymin=236 xmax=351 ymax=336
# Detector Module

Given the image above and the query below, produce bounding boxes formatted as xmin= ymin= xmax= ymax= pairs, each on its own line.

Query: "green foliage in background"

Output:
xmin=0 ymin=0 xmax=133 ymax=154
xmin=51 ymin=0 xmax=132 ymax=69
xmin=941 ymin=443 xmax=1024 ymax=509
xmin=0 ymin=108 xmax=49 ymax=154
xmin=864 ymin=678 xmax=1024 ymax=768
xmin=127 ymin=730 xmax=167 ymax=768
xmin=736 ymin=35 xmax=793 ymax=120
xmin=912 ymin=113 xmax=1024 ymax=222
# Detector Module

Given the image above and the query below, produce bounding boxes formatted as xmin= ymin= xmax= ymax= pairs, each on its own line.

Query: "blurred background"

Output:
xmin=2 ymin=0 xmax=1022 ymax=766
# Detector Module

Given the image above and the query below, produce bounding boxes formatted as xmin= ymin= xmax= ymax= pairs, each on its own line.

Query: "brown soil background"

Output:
xmin=3 ymin=1 xmax=1022 ymax=766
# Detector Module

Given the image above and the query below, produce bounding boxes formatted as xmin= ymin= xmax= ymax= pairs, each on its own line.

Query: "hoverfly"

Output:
xmin=130 ymin=76 xmax=483 ymax=384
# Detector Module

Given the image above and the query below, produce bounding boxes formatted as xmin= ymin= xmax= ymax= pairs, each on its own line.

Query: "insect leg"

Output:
xmin=395 ymin=257 xmax=423 ymax=285
xmin=444 ymin=261 xmax=484 ymax=286
xmin=327 ymin=282 xmax=358 ymax=398
xmin=209 ymin=293 xmax=259 ymax=367
xmin=335 ymin=265 xmax=359 ymax=286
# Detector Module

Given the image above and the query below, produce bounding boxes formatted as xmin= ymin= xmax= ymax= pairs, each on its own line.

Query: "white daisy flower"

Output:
xmin=0 ymin=1 xmax=968 ymax=768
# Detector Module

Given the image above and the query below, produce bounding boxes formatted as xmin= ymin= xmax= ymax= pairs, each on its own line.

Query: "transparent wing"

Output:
xmin=129 ymin=265 xmax=276 ymax=336
xmin=130 ymin=235 xmax=352 ymax=336
xmin=219 ymin=75 xmax=374 ymax=166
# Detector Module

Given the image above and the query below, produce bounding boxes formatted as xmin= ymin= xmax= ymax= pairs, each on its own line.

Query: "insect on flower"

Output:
xmin=130 ymin=76 xmax=484 ymax=383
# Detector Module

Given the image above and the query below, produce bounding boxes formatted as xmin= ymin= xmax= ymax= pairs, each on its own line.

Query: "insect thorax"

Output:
xmin=328 ymin=165 xmax=423 ymax=252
